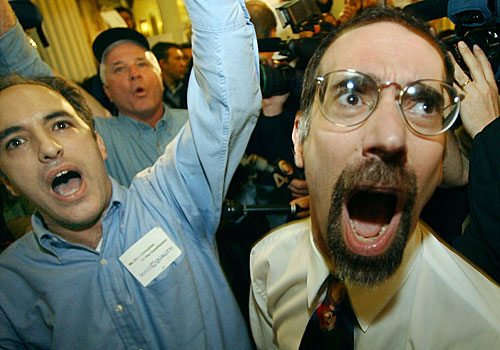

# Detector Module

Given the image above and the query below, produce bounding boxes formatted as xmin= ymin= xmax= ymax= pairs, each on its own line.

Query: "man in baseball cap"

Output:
xmin=88 ymin=26 xmax=188 ymax=186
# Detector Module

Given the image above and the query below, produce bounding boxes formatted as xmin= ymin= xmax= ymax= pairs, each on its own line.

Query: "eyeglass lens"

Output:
xmin=317 ymin=71 xmax=460 ymax=135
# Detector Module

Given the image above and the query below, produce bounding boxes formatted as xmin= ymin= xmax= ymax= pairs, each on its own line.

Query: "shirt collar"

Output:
xmin=32 ymin=177 xmax=125 ymax=252
xmin=306 ymin=229 xmax=332 ymax=308
xmin=117 ymin=103 xmax=170 ymax=127
xmin=306 ymin=221 xmax=424 ymax=332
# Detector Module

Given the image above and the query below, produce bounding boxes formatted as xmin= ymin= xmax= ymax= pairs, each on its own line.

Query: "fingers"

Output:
xmin=290 ymin=195 xmax=310 ymax=218
xmin=455 ymin=41 xmax=497 ymax=92
xmin=472 ymin=44 xmax=498 ymax=91
xmin=288 ymin=179 xmax=308 ymax=198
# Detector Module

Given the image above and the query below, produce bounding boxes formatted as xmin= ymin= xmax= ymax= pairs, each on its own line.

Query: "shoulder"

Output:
xmin=0 ymin=231 xmax=39 ymax=270
xmin=253 ymin=218 xmax=310 ymax=254
xmin=419 ymin=222 xmax=500 ymax=309
xmin=166 ymin=108 xmax=189 ymax=124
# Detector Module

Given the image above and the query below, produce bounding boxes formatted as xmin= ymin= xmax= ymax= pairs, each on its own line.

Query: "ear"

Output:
xmin=292 ymin=113 xmax=305 ymax=169
xmin=103 ymin=85 xmax=113 ymax=103
xmin=0 ymin=175 xmax=19 ymax=197
xmin=95 ymin=132 xmax=108 ymax=161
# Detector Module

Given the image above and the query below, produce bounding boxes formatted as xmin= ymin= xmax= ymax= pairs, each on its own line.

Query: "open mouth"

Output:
xmin=347 ymin=190 xmax=397 ymax=241
xmin=343 ymin=188 xmax=401 ymax=256
xmin=134 ymin=86 xmax=146 ymax=94
xmin=51 ymin=170 xmax=82 ymax=197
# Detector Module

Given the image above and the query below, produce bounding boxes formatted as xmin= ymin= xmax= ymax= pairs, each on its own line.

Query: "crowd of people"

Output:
xmin=0 ymin=0 xmax=499 ymax=349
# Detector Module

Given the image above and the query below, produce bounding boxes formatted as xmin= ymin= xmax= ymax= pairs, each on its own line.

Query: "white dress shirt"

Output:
xmin=250 ymin=218 xmax=500 ymax=349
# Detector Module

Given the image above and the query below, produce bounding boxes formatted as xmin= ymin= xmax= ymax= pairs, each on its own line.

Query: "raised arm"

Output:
xmin=441 ymin=42 xmax=500 ymax=187
xmin=0 ymin=0 xmax=112 ymax=118
xmin=144 ymin=0 xmax=261 ymax=237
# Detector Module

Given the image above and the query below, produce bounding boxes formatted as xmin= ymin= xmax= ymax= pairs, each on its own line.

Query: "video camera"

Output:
xmin=276 ymin=0 xmax=323 ymax=34
xmin=257 ymin=0 xmax=336 ymax=98
xmin=405 ymin=0 xmax=500 ymax=86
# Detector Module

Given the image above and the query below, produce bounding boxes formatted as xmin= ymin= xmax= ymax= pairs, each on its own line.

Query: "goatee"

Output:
xmin=327 ymin=158 xmax=417 ymax=287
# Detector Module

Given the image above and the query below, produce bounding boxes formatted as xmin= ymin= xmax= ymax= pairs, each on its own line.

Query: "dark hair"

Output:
xmin=0 ymin=74 xmax=95 ymax=131
xmin=115 ymin=7 xmax=133 ymax=17
xmin=246 ymin=0 xmax=277 ymax=39
xmin=298 ymin=6 xmax=454 ymax=142
xmin=151 ymin=42 xmax=183 ymax=61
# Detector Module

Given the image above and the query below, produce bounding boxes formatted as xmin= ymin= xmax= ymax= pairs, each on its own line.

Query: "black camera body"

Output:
xmin=444 ymin=0 xmax=500 ymax=85
xmin=276 ymin=0 xmax=323 ymax=34
xmin=405 ymin=0 xmax=500 ymax=85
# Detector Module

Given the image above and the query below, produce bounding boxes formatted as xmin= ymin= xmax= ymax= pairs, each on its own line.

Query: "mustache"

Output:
xmin=331 ymin=157 xmax=416 ymax=203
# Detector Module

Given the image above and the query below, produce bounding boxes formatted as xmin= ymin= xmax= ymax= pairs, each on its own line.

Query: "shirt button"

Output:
xmin=115 ymin=304 xmax=123 ymax=312
xmin=100 ymin=259 xmax=107 ymax=266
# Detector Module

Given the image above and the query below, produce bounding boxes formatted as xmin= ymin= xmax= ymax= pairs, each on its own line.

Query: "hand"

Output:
xmin=451 ymin=42 xmax=499 ymax=138
xmin=288 ymin=178 xmax=308 ymax=198
xmin=290 ymin=195 xmax=310 ymax=219
xmin=338 ymin=4 xmax=358 ymax=25
xmin=262 ymin=93 xmax=290 ymax=117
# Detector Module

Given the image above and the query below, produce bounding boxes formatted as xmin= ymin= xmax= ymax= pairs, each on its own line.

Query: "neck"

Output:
xmin=39 ymin=212 xmax=105 ymax=250
xmin=123 ymin=104 xmax=165 ymax=129
xmin=163 ymin=74 xmax=179 ymax=88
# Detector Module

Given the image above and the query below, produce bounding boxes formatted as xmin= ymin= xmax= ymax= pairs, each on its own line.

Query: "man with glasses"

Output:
xmin=249 ymin=6 xmax=500 ymax=350
xmin=0 ymin=0 xmax=261 ymax=348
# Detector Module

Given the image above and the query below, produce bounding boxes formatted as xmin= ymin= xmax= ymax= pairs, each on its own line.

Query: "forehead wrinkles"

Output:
xmin=318 ymin=22 xmax=445 ymax=82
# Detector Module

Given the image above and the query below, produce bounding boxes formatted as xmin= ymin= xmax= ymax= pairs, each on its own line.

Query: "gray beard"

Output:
xmin=327 ymin=158 xmax=417 ymax=287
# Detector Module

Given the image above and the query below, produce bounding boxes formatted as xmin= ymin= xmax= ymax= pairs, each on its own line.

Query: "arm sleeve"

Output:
xmin=0 ymin=20 xmax=53 ymax=77
xmin=458 ymin=118 xmax=500 ymax=284
xmin=141 ymin=0 xmax=261 ymax=241
xmin=0 ymin=305 xmax=25 ymax=350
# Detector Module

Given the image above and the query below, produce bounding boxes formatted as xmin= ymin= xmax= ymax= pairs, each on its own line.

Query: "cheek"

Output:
xmin=409 ymin=140 xmax=444 ymax=208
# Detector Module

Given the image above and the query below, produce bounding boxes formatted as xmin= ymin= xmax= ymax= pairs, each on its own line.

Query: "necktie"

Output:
xmin=299 ymin=275 xmax=355 ymax=350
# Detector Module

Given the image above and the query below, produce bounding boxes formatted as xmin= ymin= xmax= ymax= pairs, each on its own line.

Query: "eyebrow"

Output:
xmin=0 ymin=110 xmax=72 ymax=143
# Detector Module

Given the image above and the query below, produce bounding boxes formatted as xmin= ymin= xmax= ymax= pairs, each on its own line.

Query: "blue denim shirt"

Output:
xmin=0 ymin=0 xmax=261 ymax=348
xmin=94 ymin=106 xmax=188 ymax=187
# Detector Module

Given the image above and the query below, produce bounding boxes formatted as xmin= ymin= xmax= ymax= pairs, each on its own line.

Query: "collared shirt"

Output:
xmin=0 ymin=0 xmax=262 ymax=348
xmin=250 ymin=218 xmax=500 ymax=350
xmin=163 ymin=81 xmax=188 ymax=109
xmin=94 ymin=106 xmax=188 ymax=187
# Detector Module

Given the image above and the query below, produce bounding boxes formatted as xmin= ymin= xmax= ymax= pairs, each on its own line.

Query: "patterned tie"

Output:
xmin=299 ymin=275 xmax=355 ymax=350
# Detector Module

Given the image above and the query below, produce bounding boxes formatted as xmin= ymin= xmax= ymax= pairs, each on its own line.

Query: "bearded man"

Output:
xmin=249 ymin=6 xmax=500 ymax=350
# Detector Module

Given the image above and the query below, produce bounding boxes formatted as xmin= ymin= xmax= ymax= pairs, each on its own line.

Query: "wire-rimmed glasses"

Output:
xmin=315 ymin=69 xmax=461 ymax=136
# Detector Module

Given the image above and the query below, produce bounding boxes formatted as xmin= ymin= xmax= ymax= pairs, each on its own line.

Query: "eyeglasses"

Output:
xmin=315 ymin=69 xmax=461 ymax=136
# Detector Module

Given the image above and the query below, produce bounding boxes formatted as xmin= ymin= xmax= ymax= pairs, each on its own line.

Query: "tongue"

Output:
xmin=53 ymin=177 xmax=81 ymax=196
xmin=349 ymin=192 xmax=394 ymax=238
xmin=351 ymin=220 xmax=384 ymax=238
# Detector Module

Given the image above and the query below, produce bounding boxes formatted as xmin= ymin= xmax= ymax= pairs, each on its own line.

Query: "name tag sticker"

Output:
xmin=119 ymin=226 xmax=182 ymax=287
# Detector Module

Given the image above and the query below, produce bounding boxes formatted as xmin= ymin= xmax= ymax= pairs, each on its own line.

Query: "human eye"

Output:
xmin=53 ymin=120 xmax=70 ymax=131
xmin=113 ymin=65 xmax=125 ymax=74
xmin=404 ymin=86 xmax=444 ymax=117
xmin=329 ymin=77 xmax=374 ymax=113
xmin=5 ymin=137 xmax=26 ymax=150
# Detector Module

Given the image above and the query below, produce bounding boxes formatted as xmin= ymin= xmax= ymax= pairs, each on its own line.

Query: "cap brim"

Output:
xmin=92 ymin=27 xmax=150 ymax=62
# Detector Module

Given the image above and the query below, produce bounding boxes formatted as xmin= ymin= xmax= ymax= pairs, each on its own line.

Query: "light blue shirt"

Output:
xmin=94 ymin=106 xmax=188 ymax=187
xmin=0 ymin=0 xmax=261 ymax=348
xmin=0 ymin=19 xmax=52 ymax=77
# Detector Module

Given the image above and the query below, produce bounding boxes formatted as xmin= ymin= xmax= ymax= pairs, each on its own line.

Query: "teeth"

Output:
xmin=55 ymin=170 xmax=68 ymax=179
xmin=350 ymin=219 xmax=388 ymax=242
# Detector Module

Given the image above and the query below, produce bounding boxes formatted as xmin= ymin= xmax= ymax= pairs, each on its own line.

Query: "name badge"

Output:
xmin=119 ymin=226 xmax=182 ymax=287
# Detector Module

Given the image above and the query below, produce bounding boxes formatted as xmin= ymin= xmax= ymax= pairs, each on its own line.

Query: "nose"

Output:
xmin=128 ymin=64 xmax=142 ymax=80
xmin=38 ymin=132 xmax=63 ymax=162
xmin=361 ymin=87 xmax=407 ymax=165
